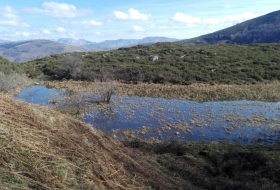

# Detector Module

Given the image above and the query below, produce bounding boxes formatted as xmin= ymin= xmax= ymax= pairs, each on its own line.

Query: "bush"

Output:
xmin=0 ymin=72 xmax=29 ymax=93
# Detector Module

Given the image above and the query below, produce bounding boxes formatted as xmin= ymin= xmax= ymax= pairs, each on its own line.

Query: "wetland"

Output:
xmin=15 ymin=83 xmax=280 ymax=145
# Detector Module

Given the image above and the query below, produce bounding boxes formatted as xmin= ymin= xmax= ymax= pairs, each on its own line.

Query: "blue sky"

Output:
xmin=0 ymin=0 xmax=279 ymax=42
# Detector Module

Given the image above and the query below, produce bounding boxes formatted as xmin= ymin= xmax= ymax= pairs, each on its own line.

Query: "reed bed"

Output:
xmin=43 ymin=80 xmax=280 ymax=102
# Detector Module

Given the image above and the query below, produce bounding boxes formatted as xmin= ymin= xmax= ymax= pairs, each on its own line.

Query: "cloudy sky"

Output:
xmin=0 ymin=0 xmax=279 ymax=42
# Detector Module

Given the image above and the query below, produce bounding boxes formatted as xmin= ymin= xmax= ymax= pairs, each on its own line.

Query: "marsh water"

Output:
xmin=15 ymin=85 xmax=280 ymax=144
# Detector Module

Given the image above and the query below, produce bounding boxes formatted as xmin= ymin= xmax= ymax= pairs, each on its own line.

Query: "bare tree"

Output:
xmin=49 ymin=83 xmax=117 ymax=118
xmin=99 ymin=83 xmax=117 ymax=103
xmin=54 ymin=54 xmax=85 ymax=80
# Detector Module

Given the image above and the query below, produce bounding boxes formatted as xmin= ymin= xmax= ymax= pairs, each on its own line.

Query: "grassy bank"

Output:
xmin=0 ymin=93 xmax=152 ymax=189
xmin=43 ymin=80 xmax=280 ymax=102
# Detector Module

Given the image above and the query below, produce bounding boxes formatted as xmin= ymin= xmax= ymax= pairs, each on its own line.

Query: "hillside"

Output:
xmin=0 ymin=93 xmax=178 ymax=189
xmin=0 ymin=40 xmax=89 ymax=63
xmin=0 ymin=56 xmax=20 ymax=74
xmin=21 ymin=43 xmax=280 ymax=85
xmin=177 ymin=10 xmax=280 ymax=45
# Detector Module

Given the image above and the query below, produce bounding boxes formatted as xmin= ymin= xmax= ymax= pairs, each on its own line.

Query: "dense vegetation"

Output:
xmin=21 ymin=43 xmax=280 ymax=85
xmin=0 ymin=56 xmax=29 ymax=93
xmin=0 ymin=56 xmax=21 ymax=74
xmin=177 ymin=10 xmax=280 ymax=45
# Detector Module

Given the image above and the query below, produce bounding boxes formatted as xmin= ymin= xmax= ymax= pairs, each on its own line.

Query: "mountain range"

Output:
xmin=176 ymin=10 xmax=280 ymax=45
xmin=57 ymin=36 xmax=179 ymax=50
xmin=0 ymin=40 xmax=89 ymax=63
xmin=1 ymin=9 xmax=280 ymax=63
xmin=0 ymin=37 xmax=178 ymax=63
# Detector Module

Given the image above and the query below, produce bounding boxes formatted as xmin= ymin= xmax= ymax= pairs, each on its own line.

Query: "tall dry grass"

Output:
xmin=44 ymin=80 xmax=280 ymax=102
xmin=0 ymin=93 xmax=152 ymax=189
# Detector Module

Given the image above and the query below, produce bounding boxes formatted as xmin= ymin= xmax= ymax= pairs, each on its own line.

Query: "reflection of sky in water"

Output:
xmin=14 ymin=85 xmax=65 ymax=106
xmin=15 ymin=86 xmax=280 ymax=144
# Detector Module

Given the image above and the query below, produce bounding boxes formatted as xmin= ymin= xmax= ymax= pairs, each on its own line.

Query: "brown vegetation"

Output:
xmin=0 ymin=93 xmax=151 ymax=189
xmin=0 ymin=72 xmax=29 ymax=93
xmin=43 ymin=80 xmax=280 ymax=102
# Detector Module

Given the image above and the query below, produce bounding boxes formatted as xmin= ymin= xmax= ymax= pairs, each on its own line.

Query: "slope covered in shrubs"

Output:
xmin=21 ymin=43 xmax=280 ymax=85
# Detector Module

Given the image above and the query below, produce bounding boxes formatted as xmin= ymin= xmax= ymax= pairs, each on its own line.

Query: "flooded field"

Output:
xmin=15 ymin=85 xmax=280 ymax=144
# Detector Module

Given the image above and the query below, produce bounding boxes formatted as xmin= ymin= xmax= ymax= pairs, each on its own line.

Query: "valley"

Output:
xmin=0 ymin=7 xmax=280 ymax=189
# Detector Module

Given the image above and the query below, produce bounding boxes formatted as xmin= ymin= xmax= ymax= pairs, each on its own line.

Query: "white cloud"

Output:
xmin=43 ymin=29 xmax=51 ymax=34
xmin=172 ymin=12 xmax=202 ymax=27
xmin=133 ymin=25 xmax=145 ymax=32
xmin=159 ymin=26 xmax=167 ymax=30
xmin=114 ymin=11 xmax=129 ymax=20
xmin=25 ymin=2 xmax=92 ymax=18
xmin=223 ymin=12 xmax=260 ymax=25
xmin=0 ymin=6 xmax=29 ymax=27
xmin=0 ymin=6 xmax=17 ymax=19
xmin=95 ymin=31 xmax=101 ymax=35
xmin=56 ymin=27 xmax=66 ymax=33
xmin=202 ymin=12 xmax=261 ymax=27
xmin=203 ymin=18 xmax=220 ymax=26
xmin=114 ymin=8 xmax=151 ymax=21
xmin=81 ymin=20 xmax=103 ymax=27
xmin=172 ymin=11 xmax=261 ymax=28
xmin=129 ymin=9 xmax=150 ymax=20
xmin=23 ymin=32 xmax=30 ymax=37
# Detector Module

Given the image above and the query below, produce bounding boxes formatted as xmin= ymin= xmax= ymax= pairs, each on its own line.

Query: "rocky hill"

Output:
xmin=177 ymin=10 xmax=280 ymax=45
xmin=0 ymin=40 xmax=89 ymax=63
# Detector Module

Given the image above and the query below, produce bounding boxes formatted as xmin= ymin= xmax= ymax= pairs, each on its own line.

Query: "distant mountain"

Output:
xmin=0 ymin=37 xmax=178 ymax=63
xmin=0 ymin=40 xmax=89 ymax=63
xmin=57 ymin=37 xmax=179 ymax=50
xmin=176 ymin=10 xmax=280 ymax=45
xmin=0 ymin=40 xmax=10 ymax=43
xmin=57 ymin=38 xmax=95 ymax=47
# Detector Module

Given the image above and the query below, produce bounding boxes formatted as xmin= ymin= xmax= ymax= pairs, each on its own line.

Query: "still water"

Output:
xmin=15 ymin=85 xmax=280 ymax=144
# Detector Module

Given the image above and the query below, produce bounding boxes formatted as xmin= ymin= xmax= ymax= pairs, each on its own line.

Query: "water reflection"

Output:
xmin=15 ymin=85 xmax=280 ymax=144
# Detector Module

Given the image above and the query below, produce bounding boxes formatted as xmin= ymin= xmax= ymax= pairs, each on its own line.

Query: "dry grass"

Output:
xmin=1 ymin=93 xmax=208 ymax=189
xmin=0 ymin=93 xmax=152 ymax=189
xmin=43 ymin=80 xmax=280 ymax=102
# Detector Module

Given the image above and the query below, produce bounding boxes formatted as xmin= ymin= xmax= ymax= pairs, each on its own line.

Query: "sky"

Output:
xmin=0 ymin=0 xmax=279 ymax=42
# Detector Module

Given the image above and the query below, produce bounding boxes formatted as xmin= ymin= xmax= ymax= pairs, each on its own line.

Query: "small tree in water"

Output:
xmin=99 ymin=83 xmax=117 ymax=103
